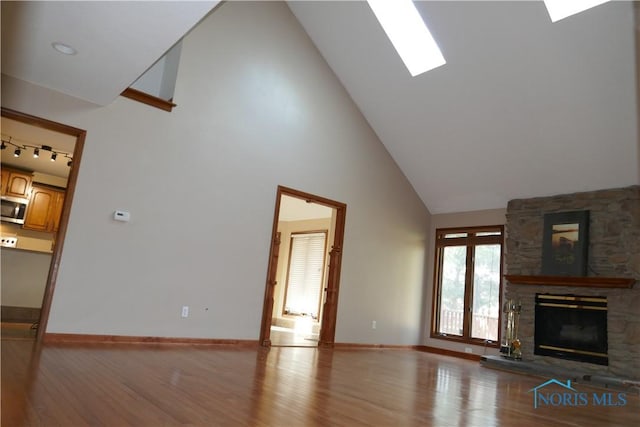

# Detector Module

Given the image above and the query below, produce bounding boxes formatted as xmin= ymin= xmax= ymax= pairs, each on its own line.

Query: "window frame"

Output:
xmin=430 ymin=225 xmax=504 ymax=348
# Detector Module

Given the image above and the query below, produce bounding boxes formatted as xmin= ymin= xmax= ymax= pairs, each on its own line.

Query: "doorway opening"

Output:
xmin=259 ymin=186 xmax=346 ymax=348
xmin=0 ymin=108 xmax=85 ymax=343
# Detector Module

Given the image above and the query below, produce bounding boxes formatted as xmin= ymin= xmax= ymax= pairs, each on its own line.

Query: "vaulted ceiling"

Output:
xmin=1 ymin=1 xmax=218 ymax=105
xmin=1 ymin=1 xmax=638 ymax=214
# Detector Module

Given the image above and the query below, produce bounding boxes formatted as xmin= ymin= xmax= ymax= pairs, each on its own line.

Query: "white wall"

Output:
xmin=1 ymin=2 xmax=430 ymax=344
xmin=0 ymin=223 xmax=55 ymax=253
xmin=32 ymin=172 xmax=68 ymax=188
xmin=131 ymin=42 xmax=182 ymax=101
xmin=1 ymin=249 xmax=51 ymax=307
xmin=421 ymin=208 xmax=506 ymax=356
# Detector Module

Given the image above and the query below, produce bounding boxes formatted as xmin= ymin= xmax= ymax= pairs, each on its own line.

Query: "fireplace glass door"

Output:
xmin=534 ymin=294 xmax=608 ymax=365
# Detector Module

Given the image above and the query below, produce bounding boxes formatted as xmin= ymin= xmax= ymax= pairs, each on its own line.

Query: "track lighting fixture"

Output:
xmin=1 ymin=135 xmax=72 ymax=166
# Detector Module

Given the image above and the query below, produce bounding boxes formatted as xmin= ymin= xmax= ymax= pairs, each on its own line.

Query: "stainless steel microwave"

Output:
xmin=1 ymin=195 xmax=28 ymax=225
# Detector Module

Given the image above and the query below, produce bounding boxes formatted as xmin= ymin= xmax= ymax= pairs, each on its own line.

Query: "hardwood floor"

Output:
xmin=2 ymin=339 xmax=638 ymax=426
xmin=269 ymin=326 xmax=319 ymax=347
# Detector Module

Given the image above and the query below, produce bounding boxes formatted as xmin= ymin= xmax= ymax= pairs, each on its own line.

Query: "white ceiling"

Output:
xmin=279 ymin=195 xmax=334 ymax=222
xmin=0 ymin=1 xmax=637 ymax=213
xmin=1 ymin=1 xmax=218 ymax=105
xmin=289 ymin=1 xmax=639 ymax=213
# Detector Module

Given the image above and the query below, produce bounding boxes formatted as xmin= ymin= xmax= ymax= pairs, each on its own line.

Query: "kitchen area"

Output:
xmin=1 ymin=115 xmax=74 ymax=332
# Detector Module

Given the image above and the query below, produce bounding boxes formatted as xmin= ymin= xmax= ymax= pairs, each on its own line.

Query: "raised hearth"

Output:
xmin=481 ymin=355 xmax=640 ymax=395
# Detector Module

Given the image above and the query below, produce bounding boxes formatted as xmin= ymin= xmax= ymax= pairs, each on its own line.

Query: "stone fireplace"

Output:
xmin=504 ymin=186 xmax=639 ymax=380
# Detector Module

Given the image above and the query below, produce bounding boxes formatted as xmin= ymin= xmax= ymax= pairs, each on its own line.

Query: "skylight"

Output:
xmin=367 ymin=0 xmax=445 ymax=77
xmin=543 ymin=0 xmax=611 ymax=22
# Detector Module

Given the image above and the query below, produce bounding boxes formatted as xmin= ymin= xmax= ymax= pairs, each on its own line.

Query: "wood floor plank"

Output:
xmin=2 ymin=340 xmax=638 ymax=426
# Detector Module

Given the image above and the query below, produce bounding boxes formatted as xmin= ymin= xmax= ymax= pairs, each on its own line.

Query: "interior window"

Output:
xmin=283 ymin=231 xmax=327 ymax=319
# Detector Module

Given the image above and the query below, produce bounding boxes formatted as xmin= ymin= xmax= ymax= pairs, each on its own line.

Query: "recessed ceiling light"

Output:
xmin=544 ymin=0 xmax=610 ymax=22
xmin=51 ymin=42 xmax=77 ymax=55
xmin=367 ymin=0 xmax=446 ymax=77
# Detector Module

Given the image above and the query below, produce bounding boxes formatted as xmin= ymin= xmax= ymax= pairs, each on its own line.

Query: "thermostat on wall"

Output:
xmin=113 ymin=210 xmax=131 ymax=222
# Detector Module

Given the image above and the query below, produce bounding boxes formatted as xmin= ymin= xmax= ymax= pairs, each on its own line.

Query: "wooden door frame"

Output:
xmin=259 ymin=186 xmax=346 ymax=348
xmin=1 ymin=107 xmax=86 ymax=344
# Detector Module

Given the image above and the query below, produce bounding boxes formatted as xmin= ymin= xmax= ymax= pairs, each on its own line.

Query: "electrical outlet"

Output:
xmin=181 ymin=306 xmax=189 ymax=318
xmin=465 ymin=347 xmax=473 ymax=354
xmin=372 ymin=320 xmax=377 ymax=330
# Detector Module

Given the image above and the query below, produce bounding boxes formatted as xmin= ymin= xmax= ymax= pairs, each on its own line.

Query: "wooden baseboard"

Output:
xmin=40 ymin=334 xmax=481 ymax=358
xmin=333 ymin=342 xmax=419 ymax=350
xmin=416 ymin=345 xmax=482 ymax=361
xmin=1 ymin=306 xmax=40 ymax=323
xmin=43 ymin=333 xmax=259 ymax=347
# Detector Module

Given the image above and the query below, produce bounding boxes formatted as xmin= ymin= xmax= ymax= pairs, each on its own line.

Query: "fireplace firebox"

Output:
xmin=534 ymin=294 xmax=608 ymax=365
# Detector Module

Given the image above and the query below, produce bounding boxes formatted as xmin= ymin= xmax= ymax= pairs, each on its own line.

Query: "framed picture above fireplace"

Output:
xmin=541 ymin=210 xmax=589 ymax=276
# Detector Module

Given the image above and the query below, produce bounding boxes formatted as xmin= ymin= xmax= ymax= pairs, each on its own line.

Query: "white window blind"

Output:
xmin=284 ymin=232 xmax=327 ymax=318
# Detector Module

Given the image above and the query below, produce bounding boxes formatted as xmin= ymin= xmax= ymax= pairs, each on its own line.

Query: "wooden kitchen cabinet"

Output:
xmin=23 ymin=184 xmax=65 ymax=233
xmin=50 ymin=191 xmax=65 ymax=232
xmin=1 ymin=168 xmax=8 ymax=194
xmin=1 ymin=166 xmax=33 ymax=199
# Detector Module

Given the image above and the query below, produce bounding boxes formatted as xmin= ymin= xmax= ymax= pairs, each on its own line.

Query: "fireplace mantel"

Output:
xmin=505 ymin=275 xmax=635 ymax=289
